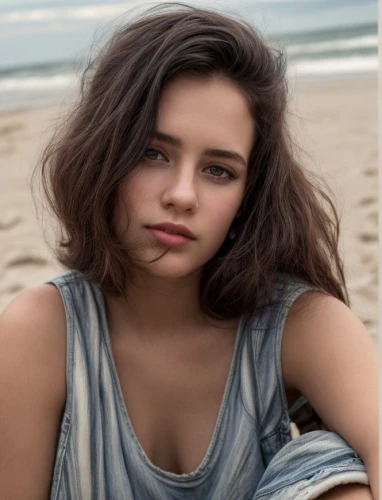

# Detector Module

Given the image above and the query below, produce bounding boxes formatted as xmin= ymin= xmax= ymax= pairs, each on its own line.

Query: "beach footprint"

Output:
xmin=5 ymin=283 xmax=23 ymax=294
xmin=0 ymin=123 xmax=23 ymax=136
xmin=0 ymin=122 xmax=23 ymax=154
xmin=0 ymin=211 xmax=23 ymax=230
xmin=5 ymin=255 xmax=48 ymax=268
xmin=358 ymin=196 xmax=376 ymax=207
xmin=367 ymin=210 xmax=378 ymax=225
xmin=363 ymin=167 xmax=377 ymax=178
xmin=358 ymin=232 xmax=378 ymax=244
xmin=357 ymin=196 xmax=378 ymax=225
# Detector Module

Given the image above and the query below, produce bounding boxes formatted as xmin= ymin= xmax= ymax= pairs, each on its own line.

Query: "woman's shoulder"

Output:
xmin=1 ymin=282 xmax=66 ymax=328
xmin=281 ymin=290 xmax=372 ymax=391
xmin=0 ymin=283 xmax=67 ymax=409
xmin=0 ymin=285 xmax=67 ymax=498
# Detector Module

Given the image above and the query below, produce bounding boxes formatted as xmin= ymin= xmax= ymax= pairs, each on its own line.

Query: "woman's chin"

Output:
xmin=136 ymin=252 xmax=204 ymax=279
xmin=144 ymin=264 xmax=200 ymax=280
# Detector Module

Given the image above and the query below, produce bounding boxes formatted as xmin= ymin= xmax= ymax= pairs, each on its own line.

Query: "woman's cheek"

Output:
xmin=212 ymin=199 xmax=241 ymax=234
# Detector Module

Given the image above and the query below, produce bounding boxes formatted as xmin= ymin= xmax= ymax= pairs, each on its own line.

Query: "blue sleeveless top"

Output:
xmin=47 ymin=270 xmax=368 ymax=500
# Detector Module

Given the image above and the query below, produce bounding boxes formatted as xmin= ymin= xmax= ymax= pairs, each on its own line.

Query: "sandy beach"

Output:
xmin=0 ymin=77 xmax=378 ymax=345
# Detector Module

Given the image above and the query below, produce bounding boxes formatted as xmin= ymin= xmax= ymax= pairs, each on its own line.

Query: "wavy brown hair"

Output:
xmin=34 ymin=2 xmax=349 ymax=322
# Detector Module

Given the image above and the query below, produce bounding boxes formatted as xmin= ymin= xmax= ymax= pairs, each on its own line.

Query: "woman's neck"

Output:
xmin=104 ymin=269 xmax=211 ymax=342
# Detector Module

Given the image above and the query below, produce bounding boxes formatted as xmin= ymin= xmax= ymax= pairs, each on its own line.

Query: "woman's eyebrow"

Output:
xmin=153 ymin=130 xmax=247 ymax=168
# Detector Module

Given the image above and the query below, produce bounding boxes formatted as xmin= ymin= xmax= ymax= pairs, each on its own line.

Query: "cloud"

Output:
xmin=0 ymin=23 xmax=77 ymax=37
xmin=0 ymin=0 xmax=322 ymax=24
xmin=0 ymin=3 xmax=138 ymax=23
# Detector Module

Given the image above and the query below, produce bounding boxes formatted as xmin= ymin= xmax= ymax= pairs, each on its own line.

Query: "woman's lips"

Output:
xmin=148 ymin=222 xmax=196 ymax=239
xmin=147 ymin=227 xmax=194 ymax=247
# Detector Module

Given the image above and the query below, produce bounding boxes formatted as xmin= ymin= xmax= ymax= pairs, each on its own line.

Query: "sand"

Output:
xmin=0 ymin=77 xmax=378 ymax=345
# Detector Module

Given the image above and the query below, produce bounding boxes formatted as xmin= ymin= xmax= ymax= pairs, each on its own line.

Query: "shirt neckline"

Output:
xmin=97 ymin=285 xmax=244 ymax=483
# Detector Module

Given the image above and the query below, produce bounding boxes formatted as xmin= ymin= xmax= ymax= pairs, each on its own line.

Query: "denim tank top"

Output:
xmin=48 ymin=269 xmax=315 ymax=500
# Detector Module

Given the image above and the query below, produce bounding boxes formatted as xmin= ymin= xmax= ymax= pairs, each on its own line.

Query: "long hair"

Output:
xmin=33 ymin=2 xmax=349 ymax=322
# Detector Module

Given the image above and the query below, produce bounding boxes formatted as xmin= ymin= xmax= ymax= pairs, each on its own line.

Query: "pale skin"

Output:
xmin=0 ymin=75 xmax=378 ymax=499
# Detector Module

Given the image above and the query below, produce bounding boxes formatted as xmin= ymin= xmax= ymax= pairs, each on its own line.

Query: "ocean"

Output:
xmin=0 ymin=0 xmax=378 ymax=111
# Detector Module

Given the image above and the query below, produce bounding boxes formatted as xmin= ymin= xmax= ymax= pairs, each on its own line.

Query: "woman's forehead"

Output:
xmin=155 ymin=76 xmax=255 ymax=161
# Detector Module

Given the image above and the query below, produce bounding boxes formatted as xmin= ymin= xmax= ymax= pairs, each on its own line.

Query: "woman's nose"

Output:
xmin=161 ymin=169 xmax=199 ymax=213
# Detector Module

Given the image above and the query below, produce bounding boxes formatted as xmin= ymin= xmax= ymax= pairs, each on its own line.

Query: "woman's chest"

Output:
xmin=110 ymin=329 xmax=237 ymax=475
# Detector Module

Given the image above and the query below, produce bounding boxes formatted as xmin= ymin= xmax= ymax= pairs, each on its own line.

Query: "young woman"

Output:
xmin=0 ymin=3 xmax=378 ymax=499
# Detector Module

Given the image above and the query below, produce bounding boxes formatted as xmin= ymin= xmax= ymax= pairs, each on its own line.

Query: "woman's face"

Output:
xmin=114 ymin=74 xmax=255 ymax=279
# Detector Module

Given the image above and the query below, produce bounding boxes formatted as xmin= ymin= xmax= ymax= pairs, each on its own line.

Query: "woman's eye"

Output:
xmin=144 ymin=147 xmax=166 ymax=161
xmin=143 ymin=147 xmax=236 ymax=182
xmin=205 ymin=165 xmax=236 ymax=180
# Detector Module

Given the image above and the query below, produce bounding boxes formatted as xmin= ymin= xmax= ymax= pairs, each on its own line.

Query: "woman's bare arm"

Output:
xmin=282 ymin=292 xmax=378 ymax=499
xmin=317 ymin=483 xmax=373 ymax=499
xmin=0 ymin=285 xmax=66 ymax=500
